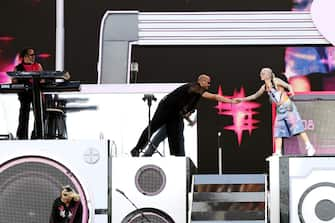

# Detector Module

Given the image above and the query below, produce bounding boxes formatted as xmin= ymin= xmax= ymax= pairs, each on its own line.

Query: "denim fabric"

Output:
xmin=273 ymin=100 xmax=305 ymax=138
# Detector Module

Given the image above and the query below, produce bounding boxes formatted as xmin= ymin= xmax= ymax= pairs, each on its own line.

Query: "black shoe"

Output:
xmin=130 ymin=148 xmax=140 ymax=157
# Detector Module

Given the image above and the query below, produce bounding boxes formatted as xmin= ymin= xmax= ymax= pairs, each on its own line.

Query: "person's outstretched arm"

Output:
xmin=201 ymin=91 xmax=238 ymax=103
xmin=238 ymin=85 xmax=265 ymax=102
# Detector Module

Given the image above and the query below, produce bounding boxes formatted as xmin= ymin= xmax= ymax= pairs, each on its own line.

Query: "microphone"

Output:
xmin=130 ymin=62 xmax=139 ymax=83
xmin=115 ymin=188 xmax=152 ymax=222
xmin=115 ymin=188 xmax=125 ymax=196
xmin=143 ymin=94 xmax=157 ymax=107
xmin=143 ymin=94 xmax=157 ymax=102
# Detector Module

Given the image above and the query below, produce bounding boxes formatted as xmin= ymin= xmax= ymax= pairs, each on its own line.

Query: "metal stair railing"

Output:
xmin=191 ymin=174 xmax=267 ymax=223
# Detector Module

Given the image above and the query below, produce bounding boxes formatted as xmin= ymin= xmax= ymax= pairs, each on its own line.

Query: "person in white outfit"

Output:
xmin=237 ymin=67 xmax=316 ymax=156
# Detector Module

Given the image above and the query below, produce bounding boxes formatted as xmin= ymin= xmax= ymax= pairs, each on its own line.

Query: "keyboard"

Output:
xmin=0 ymin=81 xmax=80 ymax=93
xmin=7 ymin=71 xmax=70 ymax=80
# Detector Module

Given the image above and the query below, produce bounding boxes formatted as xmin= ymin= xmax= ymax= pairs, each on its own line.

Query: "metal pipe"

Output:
xmin=56 ymin=0 xmax=64 ymax=71
xmin=218 ymin=131 xmax=222 ymax=175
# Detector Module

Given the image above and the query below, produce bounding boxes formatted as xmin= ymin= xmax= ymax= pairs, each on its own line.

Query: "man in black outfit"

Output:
xmin=131 ymin=74 xmax=238 ymax=157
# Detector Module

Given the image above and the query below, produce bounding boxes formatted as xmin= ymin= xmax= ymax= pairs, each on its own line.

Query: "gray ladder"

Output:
xmin=191 ymin=174 xmax=267 ymax=223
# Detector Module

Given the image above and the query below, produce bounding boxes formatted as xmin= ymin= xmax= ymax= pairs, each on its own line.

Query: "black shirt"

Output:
xmin=49 ymin=197 xmax=83 ymax=223
xmin=161 ymin=82 xmax=206 ymax=115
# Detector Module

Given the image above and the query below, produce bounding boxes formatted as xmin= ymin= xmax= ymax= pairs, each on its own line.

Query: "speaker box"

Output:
xmin=284 ymin=95 xmax=335 ymax=155
xmin=0 ymin=140 xmax=109 ymax=223
xmin=268 ymin=156 xmax=335 ymax=223
xmin=111 ymin=157 xmax=190 ymax=223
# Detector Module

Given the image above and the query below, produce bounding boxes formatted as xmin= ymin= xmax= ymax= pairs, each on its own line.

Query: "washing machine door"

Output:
xmin=122 ymin=208 xmax=175 ymax=223
xmin=0 ymin=156 xmax=90 ymax=223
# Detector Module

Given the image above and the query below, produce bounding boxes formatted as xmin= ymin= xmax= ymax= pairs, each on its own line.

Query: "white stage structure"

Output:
xmin=0 ymin=140 xmax=109 ymax=223
xmin=111 ymin=157 xmax=190 ymax=223
xmin=0 ymin=84 xmax=198 ymax=165
xmin=97 ymin=11 xmax=329 ymax=83
xmin=268 ymin=156 xmax=335 ymax=223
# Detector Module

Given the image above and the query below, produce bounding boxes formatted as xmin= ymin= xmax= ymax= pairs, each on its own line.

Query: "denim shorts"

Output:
xmin=273 ymin=100 xmax=305 ymax=138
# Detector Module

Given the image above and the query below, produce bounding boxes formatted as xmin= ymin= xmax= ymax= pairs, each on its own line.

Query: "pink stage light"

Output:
xmin=0 ymin=54 xmax=20 ymax=84
xmin=215 ymin=85 xmax=261 ymax=146
xmin=0 ymin=36 xmax=15 ymax=42
xmin=37 ymin=53 xmax=51 ymax=59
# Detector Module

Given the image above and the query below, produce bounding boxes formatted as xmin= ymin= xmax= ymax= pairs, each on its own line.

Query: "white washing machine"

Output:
xmin=288 ymin=157 xmax=335 ymax=223
xmin=268 ymin=156 xmax=335 ymax=223
xmin=111 ymin=157 xmax=189 ymax=223
xmin=0 ymin=139 xmax=109 ymax=223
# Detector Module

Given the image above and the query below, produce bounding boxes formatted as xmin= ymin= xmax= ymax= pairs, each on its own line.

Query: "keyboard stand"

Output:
xmin=31 ymin=78 xmax=45 ymax=139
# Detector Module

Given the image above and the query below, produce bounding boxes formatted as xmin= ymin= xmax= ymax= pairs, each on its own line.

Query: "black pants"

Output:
xmin=16 ymin=92 xmax=49 ymax=139
xmin=133 ymin=101 xmax=185 ymax=156
xmin=16 ymin=92 xmax=33 ymax=139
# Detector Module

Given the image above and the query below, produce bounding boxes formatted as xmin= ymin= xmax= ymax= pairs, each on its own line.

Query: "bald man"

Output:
xmin=131 ymin=74 xmax=237 ymax=157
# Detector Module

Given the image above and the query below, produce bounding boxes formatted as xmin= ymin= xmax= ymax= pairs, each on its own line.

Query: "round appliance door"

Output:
xmin=0 ymin=156 xmax=89 ymax=223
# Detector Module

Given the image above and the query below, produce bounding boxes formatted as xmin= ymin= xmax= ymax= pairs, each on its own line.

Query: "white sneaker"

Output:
xmin=306 ymin=144 xmax=316 ymax=156
xmin=273 ymin=150 xmax=282 ymax=156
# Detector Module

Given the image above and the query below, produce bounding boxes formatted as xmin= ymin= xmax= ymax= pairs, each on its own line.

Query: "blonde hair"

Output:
xmin=72 ymin=193 xmax=80 ymax=202
xmin=61 ymin=185 xmax=80 ymax=202
xmin=261 ymin=67 xmax=277 ymax=89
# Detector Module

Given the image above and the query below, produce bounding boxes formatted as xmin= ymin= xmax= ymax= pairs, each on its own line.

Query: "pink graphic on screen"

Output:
xmin=1 ymin=35 xmax=52 ymax=84
xmin=0 ymin=36 xmax=15 ymax=41
xmin=0 ymin=55 xmax=20 ymax=83
xmin=215 ymin=85 xmax=261 ymax=145
xmin=286 ymin=0 xmax=335 ymax=92
xmin=0 ymin=36 xmax=17 ymax=83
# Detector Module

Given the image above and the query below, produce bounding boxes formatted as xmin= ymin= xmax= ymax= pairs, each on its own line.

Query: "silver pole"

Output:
xmin=56 ymin=0 xmax=64 ymax=71
xmin=218 ymin=131 xmax=222 ymax=175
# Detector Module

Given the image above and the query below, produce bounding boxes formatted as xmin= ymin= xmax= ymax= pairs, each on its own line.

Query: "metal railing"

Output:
xmin=191 ymin=174 xmax=267 ymax=223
